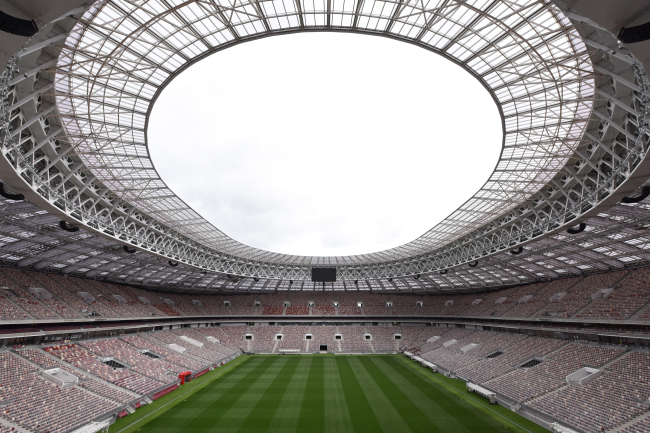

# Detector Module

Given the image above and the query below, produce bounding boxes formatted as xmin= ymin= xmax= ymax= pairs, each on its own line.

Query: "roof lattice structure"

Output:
xmin=1 ymin=0 xmax=650 ymax=288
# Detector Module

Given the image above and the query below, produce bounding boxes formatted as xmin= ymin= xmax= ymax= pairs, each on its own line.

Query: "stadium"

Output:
xmin=1 ymin=0 xmax=650 ymax=432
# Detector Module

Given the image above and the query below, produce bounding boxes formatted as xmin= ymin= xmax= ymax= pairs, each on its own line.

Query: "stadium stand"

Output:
xmin=0 ymin=352 xmax=117 ymax=433
xmin=617 ymin=414 xmax=650 ymax=433
xmin=44 ymin=344 xmax=165 ymax=395
xmin=312 ymin=304 xmax=335 ymax=315
xmin=370 ymin=326 xmax=398 ymax=352
xmin=527 ymin=350 xmax=650 ymax=432
xmin=17 ymin=348 xmax=138 ymax=404
xmin=339 ymin=326 xmax=369 ymax=352
xmin=2 ymin=267 xmax=650 ymax=321
xmin=285 ymin=305 xmax=309 ymax=315
xmin=250 ymin=326 xmax=281 ymax=352
xmin=455 ymin=337 xmax=568 ymax=384
xmin=484 ymin=344 xmax=625 ymax=403
xmin=0 ymin=321 xmax=649 ymax=433
xmin=278 ymin=326 xmax=308 ymax=351
xmin=308 ymin=325 xmax=336 ymax=352
xmin=120 ymin=335 xmax=205 ymax=371
xmin=229 ymin=296 xmax=257 ymax=315
xmin=534 ymin=271 xmax=630 ymax=319
xmin=219 ymin=325 xmax=249 ymax=351
xmin=2 ymin=3 xmax=650 ymax=433
xmin=80 ymin=339 xmax=183 ymax=384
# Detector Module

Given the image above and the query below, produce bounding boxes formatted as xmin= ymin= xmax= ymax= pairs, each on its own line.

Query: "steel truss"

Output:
xmin=1 ymin=0 xmax=650 ymax=283
xmin=2 ymin=190 xmax=650 ymax=292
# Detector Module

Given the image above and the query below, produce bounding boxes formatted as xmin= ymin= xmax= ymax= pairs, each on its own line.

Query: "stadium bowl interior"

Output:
xmin=1 ymin=0 xmax=650 ymax=432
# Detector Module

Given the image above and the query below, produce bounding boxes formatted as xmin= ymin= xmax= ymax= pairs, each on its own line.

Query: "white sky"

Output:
xmin=148 ymin=33 xmax=502 ymax=257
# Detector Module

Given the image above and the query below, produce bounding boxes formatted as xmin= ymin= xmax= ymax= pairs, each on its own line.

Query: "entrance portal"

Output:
xmin=320 ymin=344 xmax=327 ymax=353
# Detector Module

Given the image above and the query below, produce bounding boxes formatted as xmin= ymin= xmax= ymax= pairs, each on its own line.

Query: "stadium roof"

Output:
xmin=1 ymin=0 xmax=650 ymax=291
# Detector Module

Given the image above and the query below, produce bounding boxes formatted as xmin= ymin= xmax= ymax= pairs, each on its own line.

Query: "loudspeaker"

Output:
xmin=0 ymin=11 xmax=38 ymax=37
xmin=618 ymin=21 xmax=650 ymax=44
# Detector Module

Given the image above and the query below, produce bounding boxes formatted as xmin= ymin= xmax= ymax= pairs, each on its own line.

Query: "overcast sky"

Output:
xmin=148 ymin=32 xmax=502 ymax=257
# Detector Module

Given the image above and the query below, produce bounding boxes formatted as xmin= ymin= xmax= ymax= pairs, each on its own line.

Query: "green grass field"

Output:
xmin=110 ymin=354 xmax=549 ymax=433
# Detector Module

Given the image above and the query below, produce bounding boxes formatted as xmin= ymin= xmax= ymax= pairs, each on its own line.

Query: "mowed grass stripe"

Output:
xmin=110 ymin=354 xmax=251 ymax=433
xmin=394 ymin=356 xmax=547 ymax=433
xmin=368 ymin=356 xmax=474 ymax=432
xmin=335 ymin=357 xmax=384 ymax=433
xmin=217 ymin=357 xmax=293 ymax=432
xmin=384 ymin=356 xmax=517 ymax=433
xmin=138 ymin=356 xmax=280 ymax=432
xmin=358 ymin=356 xmax=444 ymax=433
xmin=347 ymin=357 xmax=413 ymax=433
xmin=266 ymin=356 xmax=312 ymax=433
xmin=323 ymin=357 xmax=354 ymax=433
xmin=236 ymin=356 xmax=301 ymax=432
xmin=296 ymin=356 xmax=325 ymax=433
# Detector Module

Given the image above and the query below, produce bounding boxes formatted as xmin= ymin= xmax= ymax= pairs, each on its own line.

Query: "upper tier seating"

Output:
xmin=532 ymin=271 xmax=629 ymax=318
xmin=504 ymin=279 xmax=580 ymax=318
xmin=0 ymin=419 xmax=17 ymax=433
xmin=229 ymin=295 xmax=257 ymax=315
xmin=262 ymin=305 xmax=283 ymax=315
xmin=312 ymin=304 xmax=335 ymax=316
xmin=391 ymin=297 xmax=417 ymax=316
xmin=0 ymin=268 xmax=61 ymax=320
xmin=286 ymin=306 xmax=309 ymax=315
xmin=0 ymin=267 xmax=649 ymax=322
xmin=0 ymin=292 xmax=30 ymax=320
xmin=577 ymin=268 xmax=650 ymax=320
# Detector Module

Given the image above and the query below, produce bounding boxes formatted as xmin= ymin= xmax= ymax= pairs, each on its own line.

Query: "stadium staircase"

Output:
xmin=629 ymin=302 xmax=650 ymax=320
xmin=336 ymin=326 xmax=342 ymax=352
xmin=570 ymin=301 xmax=595 ymax=318
xmin=524 ymin=384 xmax=569 ymax=407
xmin=567 ymin=271 xmax=632 ymax=318
xmin=610 ymin=411 xmax=650 ymax=432
xmin=0 ymin=417 xmax=30 ymax=433
xmin=3 ymin=295 xmax=33 ymax=319
xmin=599 ymin=350 xmax=633 ymax=369
xmin=271 ymin=327 xmax=283 ymax=353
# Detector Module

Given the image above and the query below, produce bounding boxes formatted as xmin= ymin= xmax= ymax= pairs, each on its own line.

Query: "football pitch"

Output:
xmin=110 ymin=354 xmax=549 ymax=433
